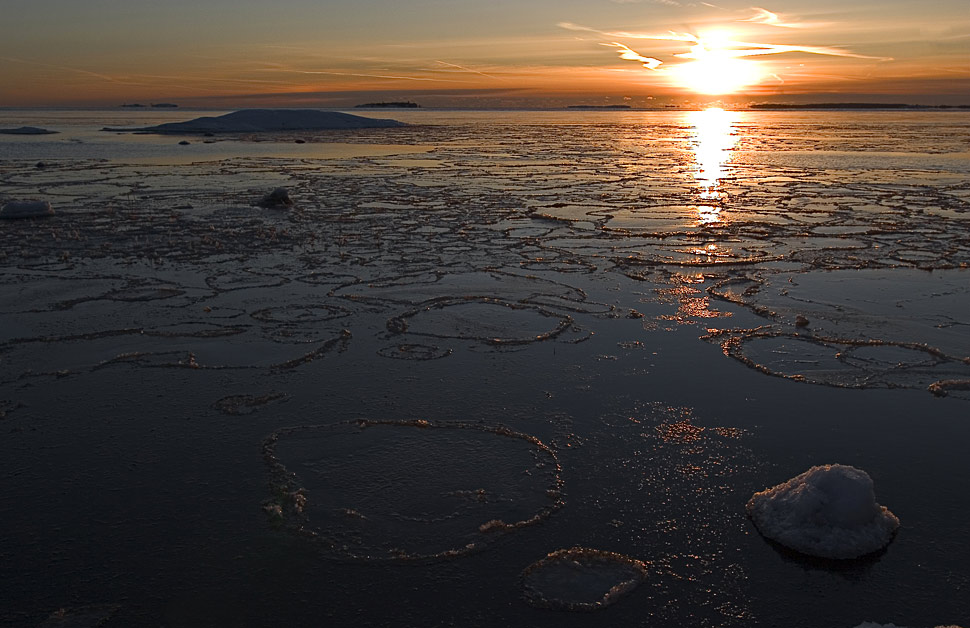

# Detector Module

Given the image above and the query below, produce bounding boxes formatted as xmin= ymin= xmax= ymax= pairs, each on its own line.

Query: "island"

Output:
xmin=749 ymin=102 xmax=970 ymax=110
xmin=101 ymin=109 xmax=406 ymax=133
xmin=354 ymin=101 xmax=421 ymax=108
xmin=567 ymin=104 xmax=632 ymax=110
xmin=0 ymin=126 xmax=58 ymax=135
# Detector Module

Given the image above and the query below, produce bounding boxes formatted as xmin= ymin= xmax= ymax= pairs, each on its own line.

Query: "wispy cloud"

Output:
xmin=260 ymin=68 xmax=463 ymax=83
xmin=742 ymin=7 xmax=830 ymax=29
xmin=558 ymin=22 xmax=697 ymax=42
xmin=743 ymin=8 xmax=788 ymax=27
xmin=611 ymin=0 xmax=682 ymax=5
xmin=602 ymin=43 xmax=663 ymax=69
xmin=559 ymin=21 xmax=892 ymax=61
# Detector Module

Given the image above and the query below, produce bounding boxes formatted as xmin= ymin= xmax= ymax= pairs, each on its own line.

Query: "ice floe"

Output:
xmin=521 ymin=547 xmax=648 ymax=611
xmin=263 ymin=419 xmax=563 ymax=560
xmin=747 ymin=464 xmax=899 ymax=559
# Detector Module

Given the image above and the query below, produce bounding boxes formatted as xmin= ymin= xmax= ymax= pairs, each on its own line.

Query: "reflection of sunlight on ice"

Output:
xmin=697 ymin=204 xmax=721 ymax=224
xmin=689 ymin=108 xmax=739 ymax=224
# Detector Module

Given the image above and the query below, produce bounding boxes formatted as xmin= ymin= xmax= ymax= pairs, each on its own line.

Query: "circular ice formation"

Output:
xmin=387 ymin=298 xmax=572 ymax=346
xmin=251 ymin=303 xmax=349 ymax=324
xmin=522 ymin=547 xmax=648 ymax=612
xmin=746 ymin=464 xmax=899 ymax=559
xmin=377 ymin=343 xmax=452 ymax=360
xmin=263 ymin=419 xmax=563 ymax=561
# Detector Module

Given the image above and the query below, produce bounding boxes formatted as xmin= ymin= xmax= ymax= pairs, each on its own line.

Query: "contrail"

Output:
xmin=435 ymin=60 xmax=501 ymax=79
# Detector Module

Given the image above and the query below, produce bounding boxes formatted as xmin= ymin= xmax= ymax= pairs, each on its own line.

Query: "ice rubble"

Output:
xmin=104 ymin=109 xmax=405 ymax=134
xmin=747 ymin=464 xmax=899 ymax=559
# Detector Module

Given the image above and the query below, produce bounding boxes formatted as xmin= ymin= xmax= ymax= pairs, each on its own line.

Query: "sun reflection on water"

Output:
xmin=688 ymin=108 xmax=739 ymax=224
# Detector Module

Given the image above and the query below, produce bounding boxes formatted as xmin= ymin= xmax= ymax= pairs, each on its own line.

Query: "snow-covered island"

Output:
xmin=746 ymin=464 xmax=900 ymax=560
xmin=0 ymin=126 xmax=58 ymax=135
xmin=102 ymin=109 xmax=405 ymax=134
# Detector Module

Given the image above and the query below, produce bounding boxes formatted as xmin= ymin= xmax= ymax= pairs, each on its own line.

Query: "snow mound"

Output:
xmin=105 ymin=109 xmax=405 ymax=134
xmin=747 ymin=464 xmax=899 ymax=559
xmin=258 ymin=187 xmax=294 ymax=208
xmin=1 ymin=200 xmax=54 ymax=219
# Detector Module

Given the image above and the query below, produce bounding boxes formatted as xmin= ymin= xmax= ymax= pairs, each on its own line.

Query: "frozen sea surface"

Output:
xmin=0 ymin=108 xmax=968 ymax=627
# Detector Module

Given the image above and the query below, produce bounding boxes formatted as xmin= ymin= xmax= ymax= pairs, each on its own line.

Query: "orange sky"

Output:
xmin=1 ymin=0 xmax=967 ymax=106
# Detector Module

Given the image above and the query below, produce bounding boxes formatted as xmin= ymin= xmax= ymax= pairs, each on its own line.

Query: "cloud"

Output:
xmin=741 ymin=7 xmax=831 ymax=29
xmin=265 ymin=68 xmax=462 ymax=83
xmin=558 ymin=22 xmax=698 ymax=42
xmin=744 ymin=7 xmax=784 ymax=26
xmin=558 ymin=22 xmax=891 ymax=61
xmin=602 ymin=43 xmax=663 ymax=69
xmin=611 ymin=0 xmax=682 ymax=5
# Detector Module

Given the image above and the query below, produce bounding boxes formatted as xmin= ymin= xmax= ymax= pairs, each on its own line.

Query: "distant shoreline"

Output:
xmin=354 ymin=101 xmax=421 ymax=109
xmin=2 ymin=104 xmax=968 ymax=113
xmin=748 ymin=103 xmax=970 ymax=110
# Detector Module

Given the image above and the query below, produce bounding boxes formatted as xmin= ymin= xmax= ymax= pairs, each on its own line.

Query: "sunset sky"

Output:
xmin=1 ymin=0 xmax=967 ymax=107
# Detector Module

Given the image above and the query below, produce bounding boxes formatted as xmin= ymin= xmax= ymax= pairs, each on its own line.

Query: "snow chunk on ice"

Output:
xmin=104 ymin=109 xmax=404 ymax=134
xmin=258 ymin=187 xmax=294 ymax=208
xmin=747 ymin=464 xmax=899 ymax=559
xmin=1 ymin=200 xmax=54 ymax=219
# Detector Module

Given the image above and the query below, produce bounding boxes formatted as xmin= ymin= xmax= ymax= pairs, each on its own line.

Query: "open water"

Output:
xmin=0 ymin=108 xmax=968 ymax=627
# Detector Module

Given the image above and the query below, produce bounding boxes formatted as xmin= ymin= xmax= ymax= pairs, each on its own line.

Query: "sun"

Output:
xmin=670 ymin=31 xmax=765 ymax=95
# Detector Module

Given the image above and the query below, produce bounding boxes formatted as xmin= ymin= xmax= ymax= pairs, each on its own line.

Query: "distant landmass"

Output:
xmin=750 ymin=103 xmax=970 ymax=110
xmin=0 ymin=126 xmax=58 ymax=135
xmin=567 ymin=105 xmax=632 ymax=109
xmin=355 ymin=101 xmax=421 ymax=108
xmin=121 ymin=103 xmax=179 ymax=108
xmin=102 ymin=109 xmax=405 ymax=133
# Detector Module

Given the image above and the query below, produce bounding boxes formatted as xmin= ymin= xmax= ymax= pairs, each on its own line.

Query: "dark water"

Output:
xmin=1 ymin=109 xmax=968 ymax=627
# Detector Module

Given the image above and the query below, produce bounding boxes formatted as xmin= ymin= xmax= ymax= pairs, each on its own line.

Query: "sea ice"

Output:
xmin=852 ymin=624 xmax=966 ymax=628
xmin=263 ymin=420 xmax=563 ymax=560
xmin=521 ymin=547 xmax=648 ymax=611
xmin=104 ymin=109 xmax=404 ymax=133
xmin=747 ymin=464 xmax=899 ymax=559
xmin=0 ymin=200 xmax=53 ymax=219
xmin=37 ymin=604 xmax=119 ymax=627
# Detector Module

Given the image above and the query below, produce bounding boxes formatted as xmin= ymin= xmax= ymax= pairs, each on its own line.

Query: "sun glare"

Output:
xmin=673 ymin=32 xmax=765 ymax=95
xmin=689 ymin=107 xmax=739 ymax=224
